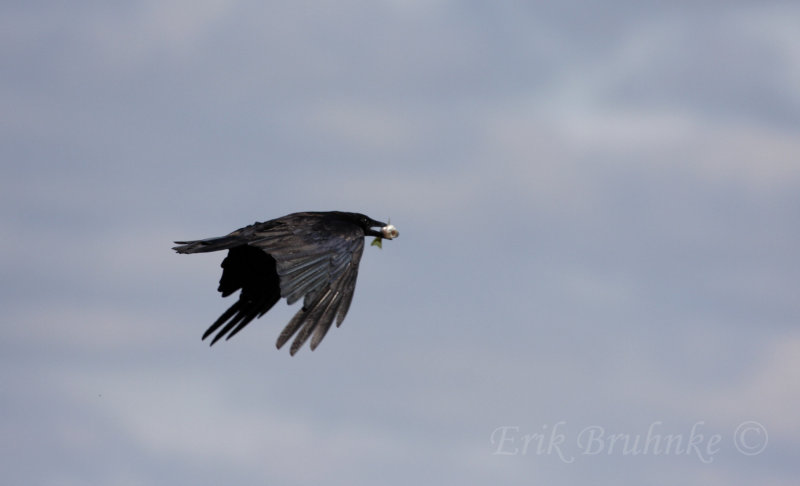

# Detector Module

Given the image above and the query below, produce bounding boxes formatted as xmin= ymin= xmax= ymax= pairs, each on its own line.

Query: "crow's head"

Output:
xmin=340 ymin=212 xmax=398 ymax=240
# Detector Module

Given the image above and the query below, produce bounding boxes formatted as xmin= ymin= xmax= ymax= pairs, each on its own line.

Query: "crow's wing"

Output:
xmin=201 ymin=245 xmax=281 ymax=345
xmin=246 ymin=216 xmax=366 ymax=355
xmin=173 ymin=222 xmax=284 ymax=345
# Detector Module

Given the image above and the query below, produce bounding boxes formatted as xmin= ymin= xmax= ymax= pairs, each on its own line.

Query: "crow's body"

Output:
xmin=174 ymin=211 xmax=397 ymax=355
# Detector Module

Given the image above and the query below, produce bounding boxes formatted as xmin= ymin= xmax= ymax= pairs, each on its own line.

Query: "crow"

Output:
xmin=173 ymin=211 xmax=398 ymax=355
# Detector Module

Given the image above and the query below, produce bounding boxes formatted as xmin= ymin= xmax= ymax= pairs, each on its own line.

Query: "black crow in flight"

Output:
xmin=173 ymin=211 xmax=398 ymax=355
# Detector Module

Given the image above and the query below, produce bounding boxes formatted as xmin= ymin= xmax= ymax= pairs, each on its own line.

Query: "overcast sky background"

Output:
xmin=2 ymin=1 xmax=799 ymax=485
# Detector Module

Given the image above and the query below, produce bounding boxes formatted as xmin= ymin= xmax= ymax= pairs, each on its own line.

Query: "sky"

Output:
xmin=2 ymin=1 xmax=799 ymax=485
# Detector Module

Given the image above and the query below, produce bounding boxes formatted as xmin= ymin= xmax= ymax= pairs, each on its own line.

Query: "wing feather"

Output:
xmin=247 ymin=220 xmax=364 ymax=353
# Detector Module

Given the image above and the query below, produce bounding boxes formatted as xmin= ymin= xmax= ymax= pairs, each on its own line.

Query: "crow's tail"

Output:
xmin=172 ymin=234 xmax=244 ymax=254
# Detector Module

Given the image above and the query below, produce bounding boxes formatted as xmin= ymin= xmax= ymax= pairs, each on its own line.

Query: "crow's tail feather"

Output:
xmin=172 ymin=235 xmax=244 ymax=254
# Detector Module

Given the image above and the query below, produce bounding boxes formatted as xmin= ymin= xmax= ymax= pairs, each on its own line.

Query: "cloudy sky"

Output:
xmin=2 ymin=1 xmax=799 ymax=485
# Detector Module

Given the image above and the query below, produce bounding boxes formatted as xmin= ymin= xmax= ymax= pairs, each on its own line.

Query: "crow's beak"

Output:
xmin=366 ymin=222 xmax=385 ymax=238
